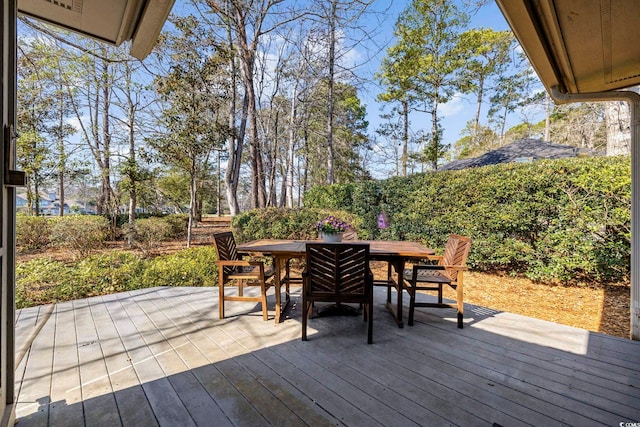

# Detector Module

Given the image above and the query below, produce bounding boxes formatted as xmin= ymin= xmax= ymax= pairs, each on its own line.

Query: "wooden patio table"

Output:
xmin=236 ymin=239 xmax=435 ymax=327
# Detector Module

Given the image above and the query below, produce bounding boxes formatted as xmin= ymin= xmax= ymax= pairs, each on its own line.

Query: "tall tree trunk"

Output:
xmin=100 ymin=62 xmax=112 ymax=215
xmin=33 ymin=179 xmax=40 ymax=215
xmin=302 ymin=127 xmax=309 ymax=198
xmin=93 ymin=57 xmax=114 ymax=216
xmin=472 ymin=74 xmax=485 ymax=148
xmin=544 ymin=92 xmax=551 ymax=142
xmin=127 ymin=98 xmax=136 ymax=245
xmin=499 ymin=102 xmax=508 ymax=145
xmin=326 ymin=0 xmax=337 ymax=184
xmin=605 ymin=100 xmax=631 ymax=156
xmin=286 ymin=84 xmax=298 ymax=208
xmin=431 ymin=105 xmax=439 ymax=170
xmin=224 ymin=45 xmax=243 ymax=215
xmin=187 ymin=157 xmax=197 ymax=248
xmin=233 ymin=4 xmax=266 ymax=209
xmin=401 ymin=99 xmax=409 ymax=176
xmin=57 ymin=82 xmax=65 ymax=216
xmin=247 ymin=86 xmax=266 ymax=208
xmin=222 ymin=1 xmax=241 ymax=215
xmin=267 ymin=110 xmax=279 ymax=207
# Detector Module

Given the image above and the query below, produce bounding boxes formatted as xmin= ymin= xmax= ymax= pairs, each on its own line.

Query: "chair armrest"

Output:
xmin=412 ymin=264 xmax=468 ymax=272
xmin=247 ymin=260 xmax=265 ymax=267
xmin=442 ymin=265 xmax=468 ymax=271
xmin=412 ymin=264 xmax=445 ymax=272
xmin=217 ymin=259 xmax=252 ymax=267
xmin=406 ymin=264 xmax=467 ymax=286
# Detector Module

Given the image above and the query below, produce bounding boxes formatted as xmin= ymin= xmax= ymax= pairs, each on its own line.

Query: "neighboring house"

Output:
xmin=439 ymin=138 xmax=601 ymax=171
xmin=16 ymin=191 xmax=71 ymax=215
xmin=15 ymin=194 xmax=27 ymax=211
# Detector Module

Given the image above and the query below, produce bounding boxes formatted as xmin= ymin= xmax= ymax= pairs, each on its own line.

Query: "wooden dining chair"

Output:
xmin=403 ymin=234 xmax=471 ymax=328
xmin=302 ymin=243 xmax=374 ymax=344
xmin=213 ymin=231 xmax=274 ymax=320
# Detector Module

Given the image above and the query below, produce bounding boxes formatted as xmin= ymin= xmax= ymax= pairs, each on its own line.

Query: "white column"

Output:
xmin=551 ymin=87 xmax=640 ymax=340
xmin=630 ymin=95 xmax=640 ymax=340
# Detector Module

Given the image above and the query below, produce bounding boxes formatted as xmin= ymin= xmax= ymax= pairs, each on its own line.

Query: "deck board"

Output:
xmin=387 ymin=317 xmax=631 ymax=425
xmin=48 ymin=302 xmax=83 ymax=427
xmin=14 ymin=286 xmax=640 ymax=427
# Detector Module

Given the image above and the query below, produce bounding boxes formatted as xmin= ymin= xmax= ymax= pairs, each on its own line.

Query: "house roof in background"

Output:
xmin=439 ymin=139 xmax=600 ymax=171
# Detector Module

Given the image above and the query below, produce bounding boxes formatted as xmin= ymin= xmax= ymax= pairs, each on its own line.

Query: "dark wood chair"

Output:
xmin=302 ymin=243 xmax=373 ymax=344
xmin=213 ymin=232 xmax=274 ymax=320
xmin=403 ymin=234 xmax=471 ymax=328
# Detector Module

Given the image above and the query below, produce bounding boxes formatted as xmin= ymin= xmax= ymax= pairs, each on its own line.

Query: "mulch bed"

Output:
xmin=448 ymin=271 xmax=630 ymax=339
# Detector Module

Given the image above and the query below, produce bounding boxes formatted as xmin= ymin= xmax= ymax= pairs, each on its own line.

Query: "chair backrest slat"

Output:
xmin=306 ymin=243 xmax=370 ymax=297
xmin=441 ymin=234 xmax=472 ymax=281
xmin=213 ymin=232 xmax=240 ymax=277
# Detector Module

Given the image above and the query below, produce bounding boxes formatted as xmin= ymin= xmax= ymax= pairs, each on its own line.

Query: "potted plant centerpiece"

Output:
xmin=316 ymin=215 xmax=352 ymax=242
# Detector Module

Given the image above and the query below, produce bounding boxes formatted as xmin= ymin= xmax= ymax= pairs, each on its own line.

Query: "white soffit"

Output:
xmin=17 ymin=0 xmax=174 ymax=59
xmin=496 ymin=0 xmax=640 ymax=95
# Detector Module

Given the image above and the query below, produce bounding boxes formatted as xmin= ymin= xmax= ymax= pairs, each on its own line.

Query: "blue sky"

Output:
xmin=165 ymin=0 xmax=542 ymax=174
xmin=354 ymin=0 xmax=544 ymax=173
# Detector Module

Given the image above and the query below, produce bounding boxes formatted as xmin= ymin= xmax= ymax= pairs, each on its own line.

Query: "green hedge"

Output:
xmin=231 ymin=207 xmax=362 ymax=242
xmin=303 ymin=156 xmax=631 ymax=283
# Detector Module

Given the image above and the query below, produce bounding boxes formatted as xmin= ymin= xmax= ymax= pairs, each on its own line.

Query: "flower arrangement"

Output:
xmin=316 ymin=215 xmax=352 ymax=235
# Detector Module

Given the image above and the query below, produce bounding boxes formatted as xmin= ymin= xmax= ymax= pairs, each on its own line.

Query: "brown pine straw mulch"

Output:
xmin=366 ymin=260 xmax=630 ymax=340
xmin=435 ymin=270 xmax=630 ymax=339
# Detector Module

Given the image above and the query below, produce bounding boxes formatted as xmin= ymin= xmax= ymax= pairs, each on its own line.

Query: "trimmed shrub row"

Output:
xmin=17 ymin=213 xmax=189 ymax=257
xmin=302 ymin=156 xmax=631 ymax=283
xmin=232 ymin=207 xmax=362 ymax=242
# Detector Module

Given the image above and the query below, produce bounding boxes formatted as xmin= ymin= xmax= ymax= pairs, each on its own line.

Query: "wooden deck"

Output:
xmin=13 ymin=286 xmax=640 ymax=426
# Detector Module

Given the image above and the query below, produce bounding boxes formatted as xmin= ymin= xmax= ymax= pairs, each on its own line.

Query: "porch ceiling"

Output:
xmin=496 ymin=0 xmax=640 ymax=95
xmin=17 ymin=0 xmax=174 ymax=59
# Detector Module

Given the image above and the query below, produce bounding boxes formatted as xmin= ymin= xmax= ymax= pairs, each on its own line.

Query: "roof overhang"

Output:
xmin=17 ymin=0 xmax=174 ymax=59
xmin=496 ymin=0 xmax=640 ymax=96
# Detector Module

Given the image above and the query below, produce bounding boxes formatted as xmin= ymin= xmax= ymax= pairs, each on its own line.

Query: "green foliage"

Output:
xmin=300 ymin=81 xmax=372 ymax=185
xmin=16 ymin=258 xmax=74 ymax=308
xmin=232 ymin=208 xmax=362 ymax=242
xmin=16 ymin=247 xmax=219 ymax=309
xmin=137 ymin=247 xmax=218 ymax=289
xmin=16 ymin=215 xmax=51 ymax=252
xmin=124 ymin=214 xmax=188 ymax=255
xmin=302 ymin=156 xmax=631 ymax=283
xmin=128 ymin=217 xmax=173 ymax=256
xmin=162 ymin=214 xmax=189 ymax=238
xmin=303 ymin=184 xmax=354 ymax=210
xmin=49 ymin=215 xmax=109 ymax=258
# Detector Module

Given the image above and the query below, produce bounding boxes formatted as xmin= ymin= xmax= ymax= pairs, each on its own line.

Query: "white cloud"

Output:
xmin=439 ymin=93 xmax=466 ymax=117
xmin=66 ymin=117 xmax=82 ymax=132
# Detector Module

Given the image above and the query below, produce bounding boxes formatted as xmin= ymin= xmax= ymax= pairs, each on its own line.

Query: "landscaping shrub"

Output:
xmin=162 ymin=213 xmax=189 ymax=238
xmin=232 ymin=207 xmax=361 ymax=242
xmin=16 ymin=247 xmax=218 ymax=308
xmin=138 ymin=247 xmax=218 ymax=288
xmin=49 ymin=215 xmax=109 ymax=258
xmin=16 ymin=215 xmax=50 ymax=252
xmin=302 ymin=156 xmax=631 ymax=283
xmin=128 ymin=217 xmax=173 ymax=256
xmin=16 ymin=257 xmax=73 ymax=308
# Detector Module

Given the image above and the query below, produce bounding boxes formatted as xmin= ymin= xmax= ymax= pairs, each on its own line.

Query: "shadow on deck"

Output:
xmin=13 ymin=286 xmax=640 ymax=426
